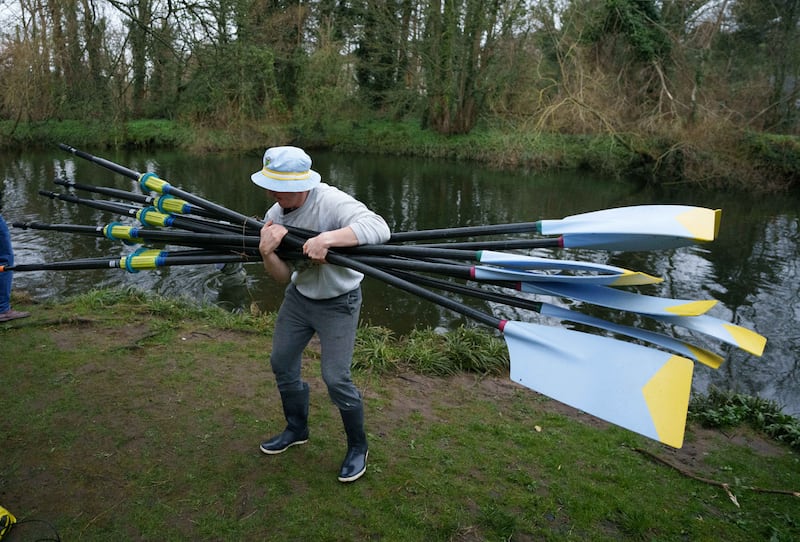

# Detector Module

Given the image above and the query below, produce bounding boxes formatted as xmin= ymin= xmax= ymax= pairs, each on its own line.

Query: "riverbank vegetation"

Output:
xmin=1 ymin=1 xmax=799 ymax=192
xmin=2 ymin=289 xmax=799 ymax=540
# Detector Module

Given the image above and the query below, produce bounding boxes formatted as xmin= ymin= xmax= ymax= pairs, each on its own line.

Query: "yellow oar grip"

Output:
xmin=155 ymin=195 xmax=190 ymax=214
xmin=104 ymin=223 xmax=137 ymax=241
xmin=139 ymin=172 xmax=170 ymax=194
xmin=120 ymin=249 xmax=164 ymax=273
xmin=136 ymin=207 xmax=173 ymax=227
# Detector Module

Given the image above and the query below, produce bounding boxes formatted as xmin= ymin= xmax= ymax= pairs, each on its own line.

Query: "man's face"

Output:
xmin=267 ymin=190 xmax=307 ymax=209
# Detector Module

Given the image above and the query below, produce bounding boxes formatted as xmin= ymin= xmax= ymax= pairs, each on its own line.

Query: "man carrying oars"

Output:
xmin=253 ymin=146 xmax=391 ymax=483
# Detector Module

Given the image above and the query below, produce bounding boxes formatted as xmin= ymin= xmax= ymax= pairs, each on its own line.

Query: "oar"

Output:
xmin=279 ymin=217 xmax=711 ymax=252
xmin=393 ymin=232 xmax=716 ymax=252
xmin=0 ymin=248 xmax=258 ymax=273
xmin=648 ymin=313 xmax=766 ymax=357
xmin=98 ymin=226 xmax=661 ymax=285
xmin=387 ymin=269 xmax=723 ymax=369
xmin=53 ymin=177 xmax=220 ymax=220
xmin=386 ymin=205 xmax=721 ymax=250
xmin=516 ymin=280 xmax=716 ymax=317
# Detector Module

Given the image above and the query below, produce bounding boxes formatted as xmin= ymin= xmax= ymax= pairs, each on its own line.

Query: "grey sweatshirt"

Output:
xmin=265 ymin=182 xmax=391 ymax=299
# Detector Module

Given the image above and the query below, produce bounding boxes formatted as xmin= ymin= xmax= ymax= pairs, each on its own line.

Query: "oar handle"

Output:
xmin=54 ymin=177 xmax=150 ymax=205
xmin=38 ymin=190 xmax=141 ymax=216
xmin=59 ymin=143 xmax=142 ymax=179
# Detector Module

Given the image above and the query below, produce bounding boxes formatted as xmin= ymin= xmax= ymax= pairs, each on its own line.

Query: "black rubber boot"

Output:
xmin=260 ymin=383 xmax=310 ymax=454
xmin=338 ymin=405 xmax=368 ymax=483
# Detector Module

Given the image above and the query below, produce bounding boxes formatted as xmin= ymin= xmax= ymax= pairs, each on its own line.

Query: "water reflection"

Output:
xmin=2 ymin=148 xmax=799 ymax=417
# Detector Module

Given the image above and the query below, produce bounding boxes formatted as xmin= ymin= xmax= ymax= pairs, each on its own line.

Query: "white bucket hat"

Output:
xmin=250 ymin=146 xmax=321 ymax=192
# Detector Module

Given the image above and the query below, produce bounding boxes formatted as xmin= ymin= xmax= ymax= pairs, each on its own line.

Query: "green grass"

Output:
xmin=2 ymin=289 xmax=799 ymax=541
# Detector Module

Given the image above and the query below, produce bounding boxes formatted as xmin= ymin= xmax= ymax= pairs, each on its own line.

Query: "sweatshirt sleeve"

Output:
xmin=325 ymin=186 xmax=391 ymax=245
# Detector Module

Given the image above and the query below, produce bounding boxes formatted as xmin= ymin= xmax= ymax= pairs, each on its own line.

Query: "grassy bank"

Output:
xmin=2 ymin=290 xmax=799 ymax=541
xmin=2 ymin=118 xmax=798 ymax=192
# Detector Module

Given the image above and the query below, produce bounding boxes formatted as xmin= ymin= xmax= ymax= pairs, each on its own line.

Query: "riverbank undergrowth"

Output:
xmin=1 ymin=118 xmax=797 ymax=192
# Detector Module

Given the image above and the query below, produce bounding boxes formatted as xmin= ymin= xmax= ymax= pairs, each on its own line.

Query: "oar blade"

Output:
xmin=653 ymin=314 xmax=767 ymax=356
xmin=503 ymin=321 xmax=693 ymax=448
xmin=561 ymin=233 xmax=707 ymax=251
xmin=472 ymin=252 xmax=662 ymax=286
xmin=519 ymin=281 xmax=717 ymax=317
xmin=472 ymin=267 xmax=660 ymax=287
xmin=476 ymin=251 xmax=662 ymax=284
xmin=539 ymin=205 xmax=721 ymax=244
xmin=538 ymin=303 xmax=724 ymax=369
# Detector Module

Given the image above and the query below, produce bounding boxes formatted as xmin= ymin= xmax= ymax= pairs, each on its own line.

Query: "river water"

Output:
xmin=3 ymin=146 xmax=799 ymax=417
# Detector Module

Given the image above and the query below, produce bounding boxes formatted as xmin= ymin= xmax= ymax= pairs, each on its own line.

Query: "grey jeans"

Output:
xmin=270 ymin=283 xmax=363 ymax=409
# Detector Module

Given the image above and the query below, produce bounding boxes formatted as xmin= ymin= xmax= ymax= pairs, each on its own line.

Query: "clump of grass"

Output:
xmin=689 ymin=387 xmax=800 ymax=451
xmin=402 ymin=328 xmax=457 ymax=375
xmin=67 ymin=287 xmax=270 ymax=333
xmin=353 ymin=325 xmax=401 ymax=373
xmin=398 ymin=326 xmax=508 ymax=376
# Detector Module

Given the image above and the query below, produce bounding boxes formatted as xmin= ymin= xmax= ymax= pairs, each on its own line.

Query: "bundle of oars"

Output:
xmin=4 ymin=144 xmax=767 ymax=449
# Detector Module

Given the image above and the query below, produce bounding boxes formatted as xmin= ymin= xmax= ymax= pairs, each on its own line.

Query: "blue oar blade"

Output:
xmin=561 ymin=233 xmax=705 ymax=251
xmin=538 ymin=303 xmax=724 ymax=369
xmin=651 ymin=313 xmax=767 ymax=356
xmin=519 ymin=281 xmax=716 ymax=317
xmin=476 ymin=251 xmax=662 ymax=285
xmin=539 ymin=205 xmax=720 ymax=243
xmin=502 ymin=321 xmax=693 ymax=448
xmin=478 ymin=251 xmax=631 ymax=272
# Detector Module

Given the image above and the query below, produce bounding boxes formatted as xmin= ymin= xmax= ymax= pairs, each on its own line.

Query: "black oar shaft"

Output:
xmin=388 ymin=269 xmax=545 ymax=314
xmin=59 ymin=143 xmax=141 ymax=179
xmin=342 ymin=255 xmax=474 ymax=279
xmin=54 ymin=178 xmax=150 ymax=205
xmin=389 ymin=222 xmax=542 ymax=242
xmin=414 ymin=239 xmax=562 ymax=250
xmin=39 ymin=190 xmax=140 ymax=216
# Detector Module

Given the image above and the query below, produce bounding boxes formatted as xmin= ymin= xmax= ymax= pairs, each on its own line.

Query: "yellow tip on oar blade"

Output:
xmin=609 ymin=270 xmax=664 ymax=286
xmin=686 ymin=345 xmax=724 ymax=370
xmin=642 ymin=355 xmax=693 ymax=448
xmin=676 ymin=207 xmax=721 ymax=242
xmin=723 ymin=324 xmax=767 ymax=356
xmin=665 ymin=299 xmax=717 ymax=316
